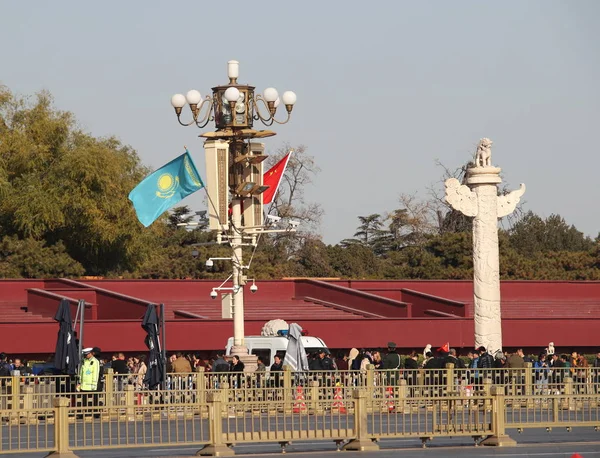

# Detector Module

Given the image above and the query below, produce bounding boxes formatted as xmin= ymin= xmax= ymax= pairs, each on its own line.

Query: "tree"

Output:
xmin=0 ymin=236 xmax=84 ymax=278
xmin=0 ymin=86 xmax=161 ymax=275
xmin=265 ymin=144 xmax=323 ymax=231
xmin=340 ymin=214 xmax=387 ymax=253
xmin=509 ymin=211 xmax=594 ymax=256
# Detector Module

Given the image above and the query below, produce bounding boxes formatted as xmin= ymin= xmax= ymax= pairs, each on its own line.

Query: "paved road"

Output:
xmin=8 ymin=427 xmax=600 ymax=457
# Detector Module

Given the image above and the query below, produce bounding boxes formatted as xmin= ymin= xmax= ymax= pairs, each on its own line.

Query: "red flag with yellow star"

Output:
xmin=262 ymin=151 xmax=292 ymax=205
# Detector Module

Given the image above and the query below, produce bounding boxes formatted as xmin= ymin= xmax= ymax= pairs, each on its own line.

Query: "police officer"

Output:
xmin=78 ymin=347 xmax=100 ymax=417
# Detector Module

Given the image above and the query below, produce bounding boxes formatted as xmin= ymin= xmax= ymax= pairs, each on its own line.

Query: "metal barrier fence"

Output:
xmin=2 ymin=365 xmax=599 ymax=455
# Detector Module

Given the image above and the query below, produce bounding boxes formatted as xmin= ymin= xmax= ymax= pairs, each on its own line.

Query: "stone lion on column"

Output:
xmin=474 ymin=138 xmax=493 ymax=167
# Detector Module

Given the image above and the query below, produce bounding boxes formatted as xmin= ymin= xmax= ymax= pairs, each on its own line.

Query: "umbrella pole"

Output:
xmin=78 ymin=300 xmax=85 ymax=357
xmin=160 ymin=303 xmax=166 ymax=390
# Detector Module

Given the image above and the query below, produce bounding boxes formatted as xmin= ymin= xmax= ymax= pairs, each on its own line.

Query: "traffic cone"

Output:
xmin=570 ymin=454 xmax=583 ymax=458
xmin=332 ymin=386 xmax=347 ymax=414
xmin=385 ymin=386 xmax=395 ymax=412
xmin=293 ymin=386 xmax=307 ymax=413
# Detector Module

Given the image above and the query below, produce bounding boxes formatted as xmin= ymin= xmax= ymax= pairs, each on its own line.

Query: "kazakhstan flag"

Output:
xmin=129 ymin=151 xmax=204 ymax=227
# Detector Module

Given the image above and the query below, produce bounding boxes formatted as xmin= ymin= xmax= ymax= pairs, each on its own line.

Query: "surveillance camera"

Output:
xmin=191 ymin=250 xmax=199 ymax=258
xmin=288 ymin=220 xmax=300 ymax=229
xmin=249 ymin=283 xmax=258 ymax=293
xmin=205 ymin=259 xmax=214 ymax=268
xmin=210 ymin=290 xmax=218 ymax=299
xmin=266 ymin=214 xmax=281 ymax=224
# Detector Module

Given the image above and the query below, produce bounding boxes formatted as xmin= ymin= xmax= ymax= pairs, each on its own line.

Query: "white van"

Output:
xmin=225 ymin=335 xmax=329 ymax=368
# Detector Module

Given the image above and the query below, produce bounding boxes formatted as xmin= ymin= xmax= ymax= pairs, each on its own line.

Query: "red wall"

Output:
xmin=1 ymin=317 xmax=598 ymax=355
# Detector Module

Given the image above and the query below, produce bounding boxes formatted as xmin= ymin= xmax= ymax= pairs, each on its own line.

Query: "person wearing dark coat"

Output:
xmin=316 ymin=349 xmax=336 ymax=371
xmin=476 ymin=346 xmax=494 ymax=371
xmin=270 ymin=354 xmax=284 ymax=387
xmin=335 ymin=352 xmax=349 ymax=371
xmin=403 ymin=351 xmax=419 ymax=387
xmin=229 ymin=355 xmax=245 ymax=388
xmin=446 ymin=349 xmax=466 ymax=369
xmin=382 ymin=343 xmax=401 ymax=370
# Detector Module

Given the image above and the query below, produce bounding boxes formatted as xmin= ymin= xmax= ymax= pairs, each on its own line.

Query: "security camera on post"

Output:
xmin=210 ymin=290 xmax=218 ymax=299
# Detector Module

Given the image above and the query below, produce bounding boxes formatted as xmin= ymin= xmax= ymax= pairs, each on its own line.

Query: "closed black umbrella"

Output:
xmin=142 ymin=303 xmax=164 ymax=390
xmin=53 ymin=299 xmax=80 ymax=375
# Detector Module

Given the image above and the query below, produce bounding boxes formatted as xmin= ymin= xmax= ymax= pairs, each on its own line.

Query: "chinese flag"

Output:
xmin=262 ymin=151 xmax=292 ymax=205
xmin=438 ymin=342 xmax=449 ymax=353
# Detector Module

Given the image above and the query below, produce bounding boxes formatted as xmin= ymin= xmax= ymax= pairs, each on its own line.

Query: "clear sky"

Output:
xmin=2 ymin=1 xmax=599 ymax=244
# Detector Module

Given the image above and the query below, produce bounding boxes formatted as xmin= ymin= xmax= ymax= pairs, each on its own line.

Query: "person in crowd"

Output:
xmin=476 ymin=346 xmax=494 ymax=369
xmin=506 ymin=348 xmax=525 ymax=369
xmin=423 ymin=344 xmax=432 ymax=360
xmin=12 ymin=358 xmax=31 ymax=376
xmin=132 ymin=355 xmax=147 ymax=390
xmin=404 ymin=351 xmax=419 ymax=387
xmin=255 ymin=356 xmax=266 ymax=388
xmin=467 ymin=350 xmax=480 ymax=387
xmin=336 ymin=351 xmax=349 ymax=371
xmin=230 ymin=355 xmax=245 ymax=388
xmin=533 ymin=353 xmax=549 ymax=395
xmin=575 ymin=354 xmax=589 ymax=393
xmin=171 ymin=352 xmax=192 ymax=373
xmin=372 ymin=350 xmax=382 ymax=369
xmin=594 ymin=351 xmax=600 ymax=392
xmin=192 ymin=353 xmax=203 ymax=369
xmin=256 ymin=356 xmax=266 ymax=372
xmin=0 ymin=353 xmax=12 ymax=379
xmin=316 ymin=349 xmax=336 ymax=371
xmin=111 ymin=353 xmax=129 ymax=374
xmin=348 ymin=348 xmax=359 ymax=371
xmin=270 ymin=354 xmax=284 ymax=387
xmin=78 ymin=347 xmax=100 ymax=416
xmin=212 ymin=352 xmax=230 ymax=373
xmin=166 ymin=354 xmax=176 ymax=372
xmin=446 ymin=349 xmax=465 ymax=369
xmin=110 ymin=352 xmax=129 ymax=391
xmin=127 ymin=357 xmax=136 ymax=374
xmin=382 ymin=342 xmax=401 ymax=386
xmin=421 ymin=351 xmax=433 ymax=369
xmin=230 ymin=355 xmax=244 ymax=372
xmin=570 ymin=351 xmax=579 ymax=380
xmin=307 ymin=352 xmax=319 ymax=370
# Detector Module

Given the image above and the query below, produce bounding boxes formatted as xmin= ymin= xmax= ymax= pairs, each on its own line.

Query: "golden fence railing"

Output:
xmin=1 ymin=365 xmax=600 ymax=455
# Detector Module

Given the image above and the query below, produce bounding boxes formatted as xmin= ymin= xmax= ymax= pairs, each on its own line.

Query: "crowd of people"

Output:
xmin=2 ymin=343 xmax=600 ymax=393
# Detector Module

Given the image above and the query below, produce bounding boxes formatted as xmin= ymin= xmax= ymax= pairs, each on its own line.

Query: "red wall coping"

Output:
xmin=294 ymin=279 xmax=409 ymax=317
xmin=401 ymin=288 xmax=467 ymax=307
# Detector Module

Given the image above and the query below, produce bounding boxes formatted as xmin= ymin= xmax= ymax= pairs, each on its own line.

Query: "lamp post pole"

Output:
xmin=171 ymin=61 xmax=296 ymax=368
xmin=230 ymin=197 xmax=246 ymax=353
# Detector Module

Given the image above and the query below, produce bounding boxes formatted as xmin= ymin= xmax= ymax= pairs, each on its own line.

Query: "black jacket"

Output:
xmin=477 ymin=353 xmax=494 ymax=369
xmin=111 ymin=359 xmax=129 ymax=375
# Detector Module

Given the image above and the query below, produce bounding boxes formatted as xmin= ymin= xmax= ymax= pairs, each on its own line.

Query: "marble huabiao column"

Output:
xmin=445 ymin=138 xmax=525 ymax=353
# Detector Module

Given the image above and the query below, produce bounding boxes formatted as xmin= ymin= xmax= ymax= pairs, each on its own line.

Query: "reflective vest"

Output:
xmin=79 ymin=357 xmax=99 ymax=391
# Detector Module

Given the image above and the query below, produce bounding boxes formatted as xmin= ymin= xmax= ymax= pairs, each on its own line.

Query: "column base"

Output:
xmin=196 ymin=444 xmax=235 ymax=456
xmin=480 ymin=434 xmax=517 ymax=447
xmin=342 ymin=439 xmax=380 ymax=451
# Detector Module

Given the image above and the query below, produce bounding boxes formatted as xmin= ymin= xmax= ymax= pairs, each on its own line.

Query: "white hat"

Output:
xmin=82 ymin=347 xmax=93 ymax=354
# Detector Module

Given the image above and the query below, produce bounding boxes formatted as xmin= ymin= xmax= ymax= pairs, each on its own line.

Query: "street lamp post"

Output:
xmin=171 ymin=60 xmax=296 ymax=367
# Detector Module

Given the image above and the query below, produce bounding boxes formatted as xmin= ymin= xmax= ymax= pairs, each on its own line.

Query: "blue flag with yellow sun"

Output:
xmin=129 ymin=151 xmax=204 ymax=227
